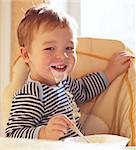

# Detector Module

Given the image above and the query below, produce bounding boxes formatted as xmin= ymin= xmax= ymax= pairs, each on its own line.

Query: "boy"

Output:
xmin=5 ymin=3 xmax=133 ymax=140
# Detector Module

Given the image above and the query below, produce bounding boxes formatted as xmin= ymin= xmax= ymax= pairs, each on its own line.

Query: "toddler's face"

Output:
xmin=27 ymin=25 xmax=77 ymax=85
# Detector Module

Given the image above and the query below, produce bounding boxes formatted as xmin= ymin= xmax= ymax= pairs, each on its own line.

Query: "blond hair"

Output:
xmin=17 ymin=3 xmax=78 ymax=49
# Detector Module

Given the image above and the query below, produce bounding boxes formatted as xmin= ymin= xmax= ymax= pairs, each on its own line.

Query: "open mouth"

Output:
xmin=51 ymin=65 xmax=67 ymax=72
xmin=50 ymin=65 xmax=68 ymax=83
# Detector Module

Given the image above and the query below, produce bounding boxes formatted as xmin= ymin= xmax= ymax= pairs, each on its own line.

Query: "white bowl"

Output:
xmin=125 ymin=146 xmax=136 ymax=150
xmin=65 ymin=134 xmax=129 ymax=150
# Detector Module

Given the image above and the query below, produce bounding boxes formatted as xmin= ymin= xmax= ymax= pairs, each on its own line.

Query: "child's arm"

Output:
xmin=5 ymin=82 xmax=45 ymax=139
xmin=104 ymin=51 xmax=135 ymax=83
xmin=38 ymin=115 xmax=73 ymax=140
xmin=69 ymin=51 xmax=134 ymax=104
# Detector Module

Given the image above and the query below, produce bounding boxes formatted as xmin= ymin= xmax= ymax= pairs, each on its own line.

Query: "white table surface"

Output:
xmin=0 ymin=137 xmax=135 ymax=150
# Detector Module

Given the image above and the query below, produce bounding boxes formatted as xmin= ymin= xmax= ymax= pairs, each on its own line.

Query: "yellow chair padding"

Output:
xmin=71 ymin=37 xmax=136 ymax=146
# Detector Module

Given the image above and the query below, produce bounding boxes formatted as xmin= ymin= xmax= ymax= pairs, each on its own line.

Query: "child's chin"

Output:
xmin=50 ymin=69 xmax=68 ymax=84
xmin=54 ymin=73 xmax=67 ymax=83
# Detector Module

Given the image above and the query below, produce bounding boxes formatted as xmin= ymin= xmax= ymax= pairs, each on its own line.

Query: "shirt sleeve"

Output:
xmin=5 ymin=82 xmax=45 ymax=139
xmin=69 ymin=72 xmax=109 ymax=103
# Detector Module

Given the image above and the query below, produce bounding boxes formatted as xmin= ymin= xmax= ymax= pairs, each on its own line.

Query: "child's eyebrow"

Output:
xmin=42 ymin=41 xmax=56 ymax=45
xmin=43 ymin=40 xmax=74 ymax=45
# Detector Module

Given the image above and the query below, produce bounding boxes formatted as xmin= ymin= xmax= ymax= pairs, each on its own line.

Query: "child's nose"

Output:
xmin=55 ymin=51 xmax=68 ymax=60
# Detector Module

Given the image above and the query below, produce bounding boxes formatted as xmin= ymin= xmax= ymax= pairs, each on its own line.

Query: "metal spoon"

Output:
xmin=70 ymin=124 xmax=90 ymax=143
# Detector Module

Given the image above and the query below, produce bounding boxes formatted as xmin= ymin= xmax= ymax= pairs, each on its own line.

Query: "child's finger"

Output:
xmin=54 ymin=117 xmax=70 ymax=128
xmin=120 ymin=58 xmax=131 ymax=65
xmin=52 ymin=124 xmax=68 ymax=135
xmin=54 ymin=114 xmax=74 ymax=127
xmin=119 ymin=51 xmax=135 ymax=58
xmin=123 ymin=59 xmax=132 ymax=66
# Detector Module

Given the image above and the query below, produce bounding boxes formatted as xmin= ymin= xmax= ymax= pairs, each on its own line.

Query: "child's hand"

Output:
xmin=104 ymin=51 xmax=135 ymax=83
xmin=44 ymin=115 xmax=73 ymax=140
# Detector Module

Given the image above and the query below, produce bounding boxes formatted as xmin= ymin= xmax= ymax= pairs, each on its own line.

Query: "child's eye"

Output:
xmin=43 ymin=47 xmax=54 ymax=51
xmin=65 ymin=47 xmax=74 ymax=52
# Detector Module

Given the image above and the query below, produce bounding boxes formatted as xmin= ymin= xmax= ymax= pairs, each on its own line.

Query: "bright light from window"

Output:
xmin=80 ymin=0 xmax=136 ymax=54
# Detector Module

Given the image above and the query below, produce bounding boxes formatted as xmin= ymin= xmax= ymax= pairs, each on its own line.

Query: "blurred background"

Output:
xmin=0 ymin=0 xmax=136 ymax=134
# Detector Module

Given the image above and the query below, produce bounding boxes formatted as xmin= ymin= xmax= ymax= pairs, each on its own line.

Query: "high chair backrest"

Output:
xmin=1 ymin=37 xmax=130 ymax=137
xmin=72 ymin=38 xmax=135 ymax=146
xmin=71 ymin=37 xmax=125 ymax=77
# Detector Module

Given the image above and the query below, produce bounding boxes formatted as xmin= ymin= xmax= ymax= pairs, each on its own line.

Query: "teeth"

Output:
xmin=56 ymin=66 xmax=64 ymax=69
xmin=52 ymin=65 xmax=65 ymax=69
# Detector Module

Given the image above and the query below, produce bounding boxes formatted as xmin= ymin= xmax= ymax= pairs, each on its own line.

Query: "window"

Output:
xmin=50 ymin=0 xmax=136 ymax=54
xmin=80 ymin=0 xmax=136 ymax=53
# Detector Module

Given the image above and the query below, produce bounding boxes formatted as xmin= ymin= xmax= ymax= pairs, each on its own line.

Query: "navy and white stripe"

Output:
xmin=5 ymin=72 xmax=109 ymax=139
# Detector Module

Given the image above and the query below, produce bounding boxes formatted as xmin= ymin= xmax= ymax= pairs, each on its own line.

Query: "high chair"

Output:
xmin=1 ymin=37 xmax=136 ymax=146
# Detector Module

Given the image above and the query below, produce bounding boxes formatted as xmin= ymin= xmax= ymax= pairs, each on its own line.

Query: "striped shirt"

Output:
xmin=5 ymin=72 xmax=109 ymax=139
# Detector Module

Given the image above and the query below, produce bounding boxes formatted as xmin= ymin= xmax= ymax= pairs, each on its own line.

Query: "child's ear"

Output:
xmin=20 ymin=47 xmax=30 ymax=63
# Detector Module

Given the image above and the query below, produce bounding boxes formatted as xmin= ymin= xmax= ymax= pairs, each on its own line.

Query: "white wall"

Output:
xmin=0 ymin=0 xmax=11 ymax=136
xmin=50 ymin=0 xmax=81 ymax=34
xmin=50 ymin=0 xmax=68 ymax=13
xmin=80 ymin=0 xmax=136 ymax=54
